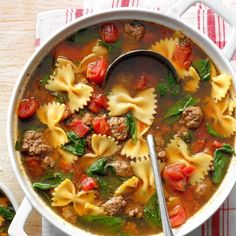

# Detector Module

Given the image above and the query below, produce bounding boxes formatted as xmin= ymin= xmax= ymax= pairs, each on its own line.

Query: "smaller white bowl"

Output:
xmin=0 ymin=181 xmax=18 ymax=212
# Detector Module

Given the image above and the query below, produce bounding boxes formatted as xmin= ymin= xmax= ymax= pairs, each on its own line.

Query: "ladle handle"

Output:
xmin=147 ymin=134 xmax=173 ymax=236
xmin=168 ymin=0 xmax=236 ymax=60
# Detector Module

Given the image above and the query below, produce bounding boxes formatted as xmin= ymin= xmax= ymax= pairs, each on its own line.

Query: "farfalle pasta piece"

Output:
xmin=203 ymin=95 xmax=236 ymax=137
xmin=84 ymin=134 xmax=119 ymax=158
xmin=183 ymin=67 xmax=201 ymax=92
xmin=211 ymin=73 xmax=231 ymax=102
xmin=131 ymin=158 xmax=155 ymax=204
xmin=52 ymin=179 xmax=97 ymax=216
xmin=228 ymin=98 xmax=236 ymax=115
xmin=166 ymin=136 xmax=213 ymax=184
xmin=121 ymin=121 xmax=150 ymax=159
xmin=107 ymin=85 xmax=157 ymax=125
xmin=57 ymin=148 xmax=78 ymax=164
xmin=150 ymin=38 xmax=190 ymax=79
xmin=84 ymin=203 xmax=105 ymax=216
xmin=114 ymin=176 xmax=139 ymax=196
xmin=37 ymin=102 xmax=68 ymax=147
xmin=45 ymin=58 xmax=93 ymax=112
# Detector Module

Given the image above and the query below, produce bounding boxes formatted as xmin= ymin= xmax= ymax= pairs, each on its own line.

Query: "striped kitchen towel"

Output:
xmin=37 ymin=1 xmax=236 ymax=236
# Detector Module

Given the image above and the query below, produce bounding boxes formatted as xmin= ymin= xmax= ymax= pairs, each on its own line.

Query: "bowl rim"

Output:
xmin=6 ymin=7 xmax=236 ymax=236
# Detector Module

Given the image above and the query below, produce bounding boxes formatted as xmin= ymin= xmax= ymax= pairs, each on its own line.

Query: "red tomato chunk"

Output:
xmin=88 ymin=93 xmax=108 ymax=114
xmin=17 ymin=97 xmax=39 ymax=119
xmin=92 ymin=118 xmax=110 ymax=135
xmin=163 ymin=163 xmax=195 ymax=192
xmin=81 ymin=175 xmax=98 ymax=191
xmin=173 ymin=40 xmax=192 ymax=70
xmin=87 ymin=56 xmax=108 ymax=85
xmin=134 ymin=75 xmax=148 ymax=90
xmin=169 ymin=204 xmax=187 ymax=227
xmin=101 ymin=23 xmax=119 ymax=43
xmin=24 ymin=157 xmax=44 ymax=178
xmin=67 ymin=120 xmax=89 ymax=138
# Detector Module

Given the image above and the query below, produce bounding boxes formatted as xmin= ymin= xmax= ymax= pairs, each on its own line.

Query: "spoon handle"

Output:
xmin=147 ymin=134 xmax=174 ymax=236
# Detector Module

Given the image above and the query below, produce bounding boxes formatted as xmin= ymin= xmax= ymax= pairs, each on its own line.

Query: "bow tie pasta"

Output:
xmin=45 ymin=58 xmax=93 ymax=113
xmin=107 ymin=85 xmax=157 ymax=125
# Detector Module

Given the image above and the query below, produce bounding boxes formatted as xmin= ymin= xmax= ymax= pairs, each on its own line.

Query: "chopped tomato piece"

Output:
xmin=101 ymin=23 xmax=119 ymax=43
xmin=86 ymin=56 xmax=108 ymax=85
xmin=24 ymin=157 xmax=44 ymax=178
xmin=88 ymin=93 xmax=108 ymax=114
xmin=17 ymin=97 xmax=39 ymax=119
xmin=182 ymin=166 xmax=196 ymax=176
xmin=81 ymin=175 xmax=98 ymax=191
xmin=134 ymin=75 xmax=148 ymax=90
xmin=92 ymin=118 xmax=110 ymax=135
xmin=173 ymin=40 xmax=192 ymax=69
xmin=212 ymin=140 xmax=223 ymax=149
xmin=191 ymin=140 xmax=206 ymax=153
xmin=68 ymin=120 xmax=89 ymax=138
xmin=169 ymin=204 xmax=186 ymax=227
xmin=58 ymin=160 xmax=72 ymax=173
xmin=163 ymin=163 xmax=195 ymax=192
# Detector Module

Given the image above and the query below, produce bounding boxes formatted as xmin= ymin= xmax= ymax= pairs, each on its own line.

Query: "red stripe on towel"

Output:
xmin=75 ymin=9 xmax=83 ymax=18
xmin=121 ymin=0 xmax=129 ymax=7
xmin=212 ymin=210 xmax=220 ymax=236
xmin=207 ymin=9 xmax=216 ymax=44
xmin=34 ymin=38 xmax=40 ymax=47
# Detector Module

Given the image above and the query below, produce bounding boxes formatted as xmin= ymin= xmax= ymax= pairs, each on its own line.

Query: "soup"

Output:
xmin=15 ymin=20 xmax=235 ymax=235
xmin=0 ymin=190 xmax=15 ymax=235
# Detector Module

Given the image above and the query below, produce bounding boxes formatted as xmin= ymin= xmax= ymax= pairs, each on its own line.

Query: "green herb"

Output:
xmin=86 ymin=158 xmax=108 ymax=176
xmin=40 ymin=75 xmax=50 ymax=86
xmin=67 ymin=28 xmax=99 ymax=45
xmin=192 ymin=59 xmax=210 ymax=81
xmin=164 ymin=95 xmax=198 ymax=119
xmin=181 ymin=131 xmax=192 ymax=143
xmin=144 ymin=193 xmax=162 ymax=228
xmin=33 ymin=172 xmax=71 ymax=190
xmin=206 ymin=123 xmax=224 ymax=138
xmin=61 ymin=131 xmax=86 ymax=156
xmin=52 ymin=92 xmax=69 ymax=104
xmin=126 ymin=114 xmax=137 ymax=143
xmin=80 ymin=215 xmax=125 ymax=233
xmin=156 ymin=83 xmax=168 ymax=96
xmin=156 ymin=72 xmax=180 ymax=97
xmin=15 ymin=136 xmax=23 ymax=151
xmin=212 ymin=144 xmax=234 ymax=184
xmin=0 ymin=206 xmax=15 ymax=221
xmin=98 ymin=40 xmax=121 ymax=53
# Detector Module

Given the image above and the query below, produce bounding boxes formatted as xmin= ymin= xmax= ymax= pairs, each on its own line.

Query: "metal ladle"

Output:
xmin=104 ymin=49 xmax=177 ymax=84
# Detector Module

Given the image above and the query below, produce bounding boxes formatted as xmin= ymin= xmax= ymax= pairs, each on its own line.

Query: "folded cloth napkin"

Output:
xmin=37 ymin=0 xmax=236 ymax=235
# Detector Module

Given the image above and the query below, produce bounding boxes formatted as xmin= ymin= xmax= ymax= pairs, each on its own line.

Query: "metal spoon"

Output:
xmin=104 ymin=49 xmax=177 ymax=84
xmin=147 ymin=134 xmax=174 ymax=236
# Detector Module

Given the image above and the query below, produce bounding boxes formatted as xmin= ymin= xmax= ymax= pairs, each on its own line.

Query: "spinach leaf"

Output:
xmin=15 ymin=136 xmax=23 ymax=151
xmin=0 ymin=206 xmax=15 ymax=220
xmin=206 ymin=123 xmax=224 ymax=138
xmin=61 ymin=131 xmax=86 ymax=156
xmin=33 ymin=172 xmax=71 ymax=190
xmin=144 ymin=193 xmax=162 ymax=228
xmin=164 ymin=95 xmax=198 ymax=119
xmin=156 ymin=83 xmax=168 ymax=96
xmin=80 ymin=215 xmax=125 ymax=233
xmin=98 ymin=40 xmax=121 ymax=53
xmin=86 ymin=158 xmax=108 ymax=176
xmin=156 ymin=72 xmax=180 ymax=97
xmin=212 ymin=144 xmax=234 ymax=184
xmin=67 ymin=28 xmax=99 ymax=45
xmin=52 ymin=92 xmax=69 ymax=104
xmin=40 ymin=75 xmax=50 ymax=86
xmin=192 ymin=59 xmax=210 ymax=81
xmin=126 ymin=114 xmax=137 ymax=143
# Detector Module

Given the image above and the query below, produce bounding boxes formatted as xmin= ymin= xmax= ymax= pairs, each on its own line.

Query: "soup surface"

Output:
xmin=0 ymin=190 xmax=15 ymax=235
xmin=15 ymin=20 xmax=235 ymax=235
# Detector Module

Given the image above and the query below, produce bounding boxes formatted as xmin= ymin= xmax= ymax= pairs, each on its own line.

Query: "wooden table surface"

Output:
xmin=0 ymin=1 xmax=82 ymax=235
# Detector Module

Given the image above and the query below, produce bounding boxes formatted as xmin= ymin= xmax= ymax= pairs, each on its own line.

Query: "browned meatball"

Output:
xmin=126 ymin=206 xmax=144 ymax=218
xmin=180 ymin=106 xmax=203 ymax=129
xmin=81 ymin=112 xmax=94 ymax=126
xmin=61 ymin=205 xmax=77 ymax=223
xmin=102 ymin=196 xmax=126 ymax=216
xmin=21 ymin=131 xmax=51 ymax=156
xmin=108 ymin=117 xmax=128 ymax=141
xmin=111 ymin=160 xmax=133 ymax=177
xmin=41 ymin=156 xmax=55 ymax=169
xmin=123 ymin=22 xmax=145 ymax=41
